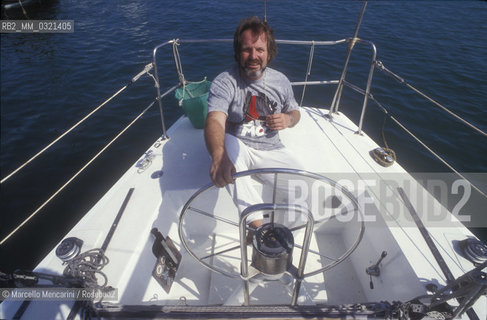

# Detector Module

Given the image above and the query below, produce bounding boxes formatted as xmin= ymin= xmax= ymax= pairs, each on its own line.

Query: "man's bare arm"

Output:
xmin=204 ymin=111 xmax=236 ymax=187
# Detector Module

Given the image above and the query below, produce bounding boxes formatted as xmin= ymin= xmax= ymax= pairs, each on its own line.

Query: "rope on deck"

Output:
xmin=0 ymin=63 xmax=154 ymax=184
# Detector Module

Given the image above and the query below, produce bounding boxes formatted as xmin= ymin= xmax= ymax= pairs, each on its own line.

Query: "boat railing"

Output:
xmin=151 ymin=37 xmax=377 ymax=140
xmin=151 ymin=37 xmax=486 ymax=199
xmin=2 ymin=34 xmax=485 ymax=246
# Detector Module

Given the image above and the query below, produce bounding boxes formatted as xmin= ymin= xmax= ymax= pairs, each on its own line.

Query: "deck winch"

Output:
xmin=459 ymin=237 xmax=487 ymax=265
xmin=55 ymin=237 xmax=83 ymax=262
xmin=251 ymin=223 xmax=294 ymax=276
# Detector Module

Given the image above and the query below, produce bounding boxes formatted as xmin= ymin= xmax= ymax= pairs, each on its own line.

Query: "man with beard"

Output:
xmin=205 ymin=16 xmax=302 ymax=231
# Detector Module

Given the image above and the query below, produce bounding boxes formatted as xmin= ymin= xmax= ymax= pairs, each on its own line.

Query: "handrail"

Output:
xmin=323 ymin=37 xmax=377 ymax=135
xmin=150 ymin=37 xmax=356 ymax=140
xmin=152 ymin=40 xmax=175 ymax=140
xmin=277 ymin=39 xmax=348 ymax=46
xmin=355 ymin=39 xmax=377 ymax=135
xmin=152 ymin=38 xmax=485 ymax=194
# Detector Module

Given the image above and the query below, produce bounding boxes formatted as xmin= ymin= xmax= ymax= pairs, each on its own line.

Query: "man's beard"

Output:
xmin=245 ymin=68 xmax=262 ymax=79
xmin=243 ymin=65 xmax=265 ymax=80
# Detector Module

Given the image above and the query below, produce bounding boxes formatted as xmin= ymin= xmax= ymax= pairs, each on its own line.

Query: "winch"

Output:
xmin=251 ymin=223 xmax=294 ymax=276
xmin=55 ymin=237 xmax=83 ymax=262
xmin=459 ymin=237 xmax=487 ymax=265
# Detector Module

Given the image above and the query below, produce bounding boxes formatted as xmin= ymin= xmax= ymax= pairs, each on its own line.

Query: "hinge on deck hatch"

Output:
xmin=150 ymin=228 xmax=181 ymax=293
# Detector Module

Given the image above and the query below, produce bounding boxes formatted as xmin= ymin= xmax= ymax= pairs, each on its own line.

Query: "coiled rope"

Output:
xmin=0 ymin=63 xmax=154 ymax=184
xmin=63 ymin=248 xmax=110 ymax=289
xmin=0 ymin=100 xmax=156 ymax=246
xmin=62 ymin=248 xmax=111 ymax=319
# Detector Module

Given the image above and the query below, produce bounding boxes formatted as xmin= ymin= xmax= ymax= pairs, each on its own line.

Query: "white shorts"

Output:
xmin=224 ymin=134 xmax=304 ymax=223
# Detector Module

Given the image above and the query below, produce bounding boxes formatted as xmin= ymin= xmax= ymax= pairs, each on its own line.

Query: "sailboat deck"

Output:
xmin=1 ymin=106 xmax=484 ymax=319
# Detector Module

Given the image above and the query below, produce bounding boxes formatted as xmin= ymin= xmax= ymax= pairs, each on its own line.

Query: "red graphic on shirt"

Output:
xmin=245 ymin=96 xmax=259 ymax=121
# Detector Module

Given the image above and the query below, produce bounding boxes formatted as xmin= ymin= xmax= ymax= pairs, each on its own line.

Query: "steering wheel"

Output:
xmin=178 ymin=168 xmax=365 ymax=282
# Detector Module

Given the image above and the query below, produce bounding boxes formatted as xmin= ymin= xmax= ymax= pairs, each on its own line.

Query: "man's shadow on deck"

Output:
xmin=121 ymin=118 xmax=240 ymax=304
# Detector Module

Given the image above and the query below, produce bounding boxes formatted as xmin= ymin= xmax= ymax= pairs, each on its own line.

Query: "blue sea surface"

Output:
xmin=1 ymin=1 xmax=486 ymax=271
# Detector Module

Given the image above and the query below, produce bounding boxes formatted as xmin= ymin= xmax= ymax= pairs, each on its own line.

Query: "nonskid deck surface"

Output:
xmin=1 ymin=107 xmax=485 ymax=319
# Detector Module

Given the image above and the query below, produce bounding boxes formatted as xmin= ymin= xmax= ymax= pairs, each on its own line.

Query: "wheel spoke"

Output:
xmin=188 ymin=206 xmax=238 ymax=227
xmin=294 ymin=243 xmax=339 ymax=262
xmin=269 ymin=172 xmax=278 ymax=226
xmin=201 ymin=244 xmax=241 ymax=260
xmin=179 ymin=168 xmax=364 ymax=280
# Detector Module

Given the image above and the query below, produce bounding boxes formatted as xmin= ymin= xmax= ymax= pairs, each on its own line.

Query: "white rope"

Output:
xmin=172 ymin=40 xmax=187 ymax=106
xmin=172 ymin=40 xmax=184 ymax=83
xmin=1 ymin=64 xmax=153 ymax=184
xmin=299 ymin=41 xmax=315 ymax=107
xmin=0 ymin=101 xmax=156 ymax=246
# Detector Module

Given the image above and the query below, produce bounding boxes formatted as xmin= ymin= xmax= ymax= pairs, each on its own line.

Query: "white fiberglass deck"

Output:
xmin=1 ymin=106 xmax=485 ymax=319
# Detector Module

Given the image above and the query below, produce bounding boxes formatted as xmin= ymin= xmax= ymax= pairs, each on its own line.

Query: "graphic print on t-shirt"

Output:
xmin=240 ymin=91 xmax=278 ymax=138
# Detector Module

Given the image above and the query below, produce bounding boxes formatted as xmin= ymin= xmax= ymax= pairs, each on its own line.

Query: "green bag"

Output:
xmin=175 ymin=79 xmax=211 ymax=129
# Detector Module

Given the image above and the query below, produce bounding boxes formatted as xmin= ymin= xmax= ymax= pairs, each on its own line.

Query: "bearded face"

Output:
xmin=239 ymin=29 xmax=269 ymax=80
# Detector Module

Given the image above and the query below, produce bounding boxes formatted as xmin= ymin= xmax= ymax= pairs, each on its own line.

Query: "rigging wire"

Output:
xmin=264 ymin=0 xmax=267 ymax=22
xmin=375 ymin=61 xmax=487 ymax=137
xmin=0 ymin=100 xmax=156 ymax=246
xmin=370 ymin=96 xmax=487 ymax=199
xmin=0 ymin=63 xmax=154 ymax=185
xmin=372 ymin=60 xmax=486 ymax=197
xmin=299 ymin=41 xmax=315 ymax=107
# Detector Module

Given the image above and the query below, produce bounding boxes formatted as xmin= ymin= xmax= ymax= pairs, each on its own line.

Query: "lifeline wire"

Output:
xmin=0 ymin=63 xmax=153 ymax=184
xmin=375 ymin=60 xmax=486 ymax=137
xmin=370 ymin=96 xmax=487 ymax=199
xmin=0 ymin=100 xmax=156 ymax=246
